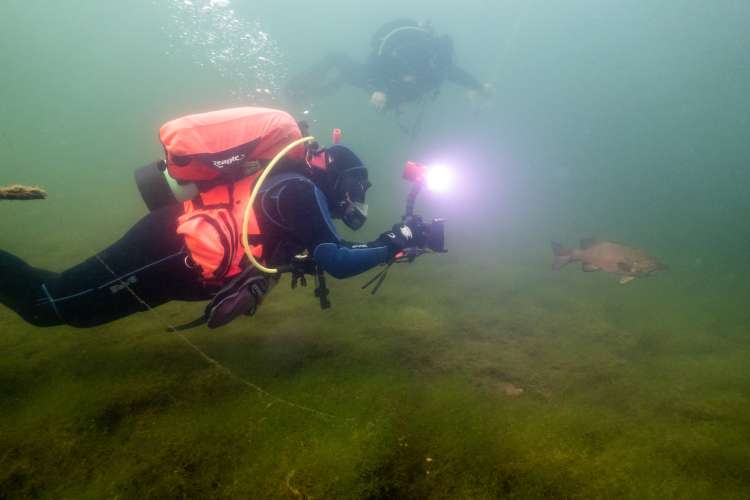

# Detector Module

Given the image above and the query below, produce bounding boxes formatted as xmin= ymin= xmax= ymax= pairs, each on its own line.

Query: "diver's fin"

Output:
xmin=580 ymin=238 xmax=596 ymax=250
xmin=619 ymin=276 xmax=635 ymax=285
xmin=582 ymin=263 xmax=600 ymax=272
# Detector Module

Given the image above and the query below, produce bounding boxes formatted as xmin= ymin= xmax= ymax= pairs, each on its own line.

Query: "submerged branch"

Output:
xmin=0 ymin=185 xmax=48 ymax=200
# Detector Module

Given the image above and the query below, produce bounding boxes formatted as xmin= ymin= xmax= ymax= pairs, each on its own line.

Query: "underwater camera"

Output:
xmin=401 ymin=161 xmax=448 ymax=254
xmin=362 ymin=160 xmax=448 ymax=295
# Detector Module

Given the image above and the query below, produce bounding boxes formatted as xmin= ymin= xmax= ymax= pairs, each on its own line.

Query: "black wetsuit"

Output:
xmin=0 ymin=173 xmax=391 ymax=328
xmin=286 ymin=19 xmax=483 ymax=110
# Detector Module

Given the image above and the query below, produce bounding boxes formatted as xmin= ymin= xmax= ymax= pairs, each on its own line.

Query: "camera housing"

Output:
xmin=425 ymin=218 xmax=446 ymax=253
xmin=404 ymin=214 xmax=447 ymax=254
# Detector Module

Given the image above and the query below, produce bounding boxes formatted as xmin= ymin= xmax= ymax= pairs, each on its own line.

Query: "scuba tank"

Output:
xmin=134 ymin=160 xmax=198 ymax=211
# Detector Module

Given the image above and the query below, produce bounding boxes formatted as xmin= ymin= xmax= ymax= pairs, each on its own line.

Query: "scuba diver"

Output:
xmin=285 ymin=19 xmax=492 ymax=134
xmin=0 ymin=107 xmax=433 ymax=329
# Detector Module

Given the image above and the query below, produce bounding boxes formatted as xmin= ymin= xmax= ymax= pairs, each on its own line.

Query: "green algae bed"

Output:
xmin=2 ymin=253 xmax=749 ymax=499
xmin=3 ymin=1 xmax=750 ymax=497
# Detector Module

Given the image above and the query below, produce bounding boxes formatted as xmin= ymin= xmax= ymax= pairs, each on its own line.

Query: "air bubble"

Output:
xmin=161 ymin=0 xmax=287 ymax=102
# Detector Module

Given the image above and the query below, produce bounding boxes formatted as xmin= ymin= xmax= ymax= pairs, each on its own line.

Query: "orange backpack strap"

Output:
xmin=177 ymin=209 xmax=235 ymax=280
xmin=177 ymin=176 xmax=264 ymax=281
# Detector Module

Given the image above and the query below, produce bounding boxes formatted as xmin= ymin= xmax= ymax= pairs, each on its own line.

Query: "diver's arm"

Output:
xmin=363 ymin=54 xmax=394 ymax=110
xmin=312 ymin=242 xmax=390 ymax=279
xmin=280 ymin=181 xmax=393 ymax=279
xmin=365 ymin=52 xmax=423 ymax=110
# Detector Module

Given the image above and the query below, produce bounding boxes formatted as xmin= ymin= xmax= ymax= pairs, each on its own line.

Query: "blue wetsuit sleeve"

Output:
xmin=277 ymin=178 xmax=392 ymax=279
xmin=313 ymin=243 xmax=390 ymax=279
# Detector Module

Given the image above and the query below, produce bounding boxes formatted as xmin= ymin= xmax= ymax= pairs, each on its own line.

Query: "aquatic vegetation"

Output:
xmin=0 ymin=185 xmax=47 ymax=200
xmin=2 ymin=264 xmax=750 ymax=498
xmin=3 ymin=1 xmax=750 ymax=498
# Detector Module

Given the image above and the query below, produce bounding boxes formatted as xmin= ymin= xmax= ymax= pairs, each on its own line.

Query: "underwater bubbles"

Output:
xmin=162 ymin=0 xmax=286 ymax=102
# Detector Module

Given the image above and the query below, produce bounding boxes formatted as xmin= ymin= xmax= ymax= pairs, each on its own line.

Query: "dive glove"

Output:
xmin=378 ymin=222 xmax=425 ymax=257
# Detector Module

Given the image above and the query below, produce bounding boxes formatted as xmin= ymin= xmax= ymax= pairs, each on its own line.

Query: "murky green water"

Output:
xmin=2 ymin=1 xmax=749 ymax=498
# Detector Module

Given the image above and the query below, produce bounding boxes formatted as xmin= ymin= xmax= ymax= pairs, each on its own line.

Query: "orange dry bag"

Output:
xmin=158 ymin=107 xmax=307 ymax=282
xmin=159 ymin=107 xmax=305 ymax=182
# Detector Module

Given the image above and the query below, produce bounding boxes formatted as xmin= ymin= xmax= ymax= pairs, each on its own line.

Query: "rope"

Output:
xmin=93 ymin=254 xmax=342 ymax=423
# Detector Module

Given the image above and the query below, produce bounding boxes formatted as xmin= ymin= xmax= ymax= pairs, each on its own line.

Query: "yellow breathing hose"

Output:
xmin=242 ymin=135 xmax=315 ymax=274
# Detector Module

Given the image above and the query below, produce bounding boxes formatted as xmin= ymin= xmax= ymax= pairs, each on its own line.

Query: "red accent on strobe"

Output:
xmin=332 ymin=128 xmax=342 ymax=144
xmin=402 ymin=161 xmax=427 ymax=183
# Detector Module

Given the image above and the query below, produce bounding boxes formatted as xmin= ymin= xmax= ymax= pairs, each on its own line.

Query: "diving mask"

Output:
xmin=342 ymin=199 xmax=368 ymax=230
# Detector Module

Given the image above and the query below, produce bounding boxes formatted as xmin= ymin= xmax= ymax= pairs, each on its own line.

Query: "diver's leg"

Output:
xmin=0 ymin=250 xmax=60 ymax=326
xmin=285 ymin=52 xmax=368 ymax=101
xmin=324 ymin=52 xmax=369 ymax=89
xmin=0 ymin=205 xmax=207 ymax=328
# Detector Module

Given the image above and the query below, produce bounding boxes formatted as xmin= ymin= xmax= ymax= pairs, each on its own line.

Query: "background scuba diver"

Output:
xmin=285 ymin=19 xmax=492 ymax=133
xmin=0 ymin=107 xmax=429 ymax=329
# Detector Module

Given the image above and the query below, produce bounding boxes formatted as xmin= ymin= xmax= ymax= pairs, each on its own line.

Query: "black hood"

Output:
xmin=319 ymin=145 xmax=369 ymax=208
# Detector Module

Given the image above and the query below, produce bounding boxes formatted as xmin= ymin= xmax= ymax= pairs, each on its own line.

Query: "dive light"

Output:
xmin=402 ymin=161 xmax=448 ymax=254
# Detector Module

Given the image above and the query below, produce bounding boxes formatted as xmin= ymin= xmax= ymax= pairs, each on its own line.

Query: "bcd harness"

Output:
xmin=157 ymin=107 xmax=331 ymax=330
xmin=174 ymin=172 xmax=332 ymax=331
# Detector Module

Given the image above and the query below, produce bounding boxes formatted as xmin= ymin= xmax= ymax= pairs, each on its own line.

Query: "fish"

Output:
xmin=551 ymin=239 xmax=664 ymax=284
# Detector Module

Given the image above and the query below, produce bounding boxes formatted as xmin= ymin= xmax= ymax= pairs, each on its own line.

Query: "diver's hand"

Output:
xmin=378 ymin=222 xmax=423 ymax=257
xmin=370 ymin=91 xmax=387 ymax=111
